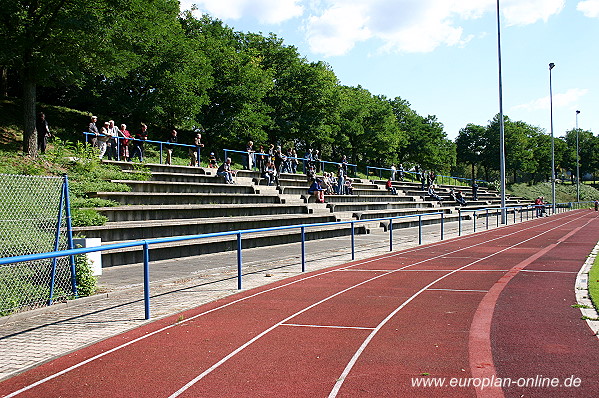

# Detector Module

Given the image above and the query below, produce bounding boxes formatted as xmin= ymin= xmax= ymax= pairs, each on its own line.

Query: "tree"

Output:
xmin=456 ymin=124 xmax=486 ymax=179
xmin=0 ymin=0 xmax=181 ymax=156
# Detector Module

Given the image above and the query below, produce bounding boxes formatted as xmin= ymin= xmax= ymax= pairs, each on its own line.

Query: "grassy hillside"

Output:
xmin=509 ymin=182 xmax=599 ymax=204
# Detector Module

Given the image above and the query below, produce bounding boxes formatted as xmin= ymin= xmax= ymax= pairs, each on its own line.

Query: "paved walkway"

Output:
xmin=0 ymin=213 xmax=592 ymax=385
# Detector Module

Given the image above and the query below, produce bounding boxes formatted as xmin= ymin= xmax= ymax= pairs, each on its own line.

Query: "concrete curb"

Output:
xmin=575 ymin=241 xmax=599 ymax=337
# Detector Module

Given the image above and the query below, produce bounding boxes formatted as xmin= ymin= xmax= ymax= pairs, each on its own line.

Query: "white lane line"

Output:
xmin=328 ymin=212 xmax=589 ymax=398
xmin=4 ymin=212 xmax=568 ymax=397
xmin=280 ymin=324 xmax=376 ymax=330
xmin=170 ymin=216 xmax=568 ymax=397
xmin=427 ymin=288 xmax=489 ymax=293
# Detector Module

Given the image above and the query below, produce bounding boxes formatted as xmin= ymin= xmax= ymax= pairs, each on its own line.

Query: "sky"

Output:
xmin=180 ymin=0 xmax=599 ymax=140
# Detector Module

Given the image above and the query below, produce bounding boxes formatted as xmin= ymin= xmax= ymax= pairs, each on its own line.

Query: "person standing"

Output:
xmin=131 ymin=124 xmax=148 ymax=162
xmin=36 ymin=112 xmax=51 ymax=154
xmin=165 ymin=129 xmax=178 ymax=165
xmin=118 ymin=124 xmax=131 ymax=161
xmin=471 ymin=182 xmax=479 ymax=201
xmin=189 ymin=132 xmax=204 ymax=166
xmin=246 ymin=140 xmax=254 ymax=170
xmin=88 ymin=115 xmax=99 ymax=148
xmin=337 ymin=164 xmax=345 ymax=195
xmin=106 ymin=120 xmax=119 ymax=160
xmin=97 ymin=122 xmax=110 ymax=159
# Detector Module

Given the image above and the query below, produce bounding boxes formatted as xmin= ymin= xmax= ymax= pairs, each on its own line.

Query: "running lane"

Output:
xmin=0 ymin=210 xmax=597 ymax=398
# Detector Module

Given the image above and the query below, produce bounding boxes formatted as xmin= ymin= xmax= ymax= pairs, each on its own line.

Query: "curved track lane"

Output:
xmin=1 ymin=210 xmax=598 ymax=397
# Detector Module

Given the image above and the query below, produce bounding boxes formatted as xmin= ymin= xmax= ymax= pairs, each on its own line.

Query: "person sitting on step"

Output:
xmin=217 ymin=157 xmax=236 ymax=184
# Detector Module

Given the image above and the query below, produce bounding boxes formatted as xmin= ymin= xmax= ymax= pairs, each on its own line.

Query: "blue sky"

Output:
xmin=181 ymin=0 xmax=599 ymax=140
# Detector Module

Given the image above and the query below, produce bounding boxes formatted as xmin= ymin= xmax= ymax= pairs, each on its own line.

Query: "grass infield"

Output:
xmin=589 ymin=254 xmax=599 ymax=313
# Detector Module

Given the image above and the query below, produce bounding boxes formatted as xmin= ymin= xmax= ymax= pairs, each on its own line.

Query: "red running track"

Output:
xmin=1 ymin=210 xmax=598 ymax=397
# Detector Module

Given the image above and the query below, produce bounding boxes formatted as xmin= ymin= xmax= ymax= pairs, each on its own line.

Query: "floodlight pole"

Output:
xmin=496 ymin=0 xmax=506 ymax=223
xmin=576 ymin=110 xmax=580 ymax=203
xmin=549 ymin=63 xmax=556 ymax=214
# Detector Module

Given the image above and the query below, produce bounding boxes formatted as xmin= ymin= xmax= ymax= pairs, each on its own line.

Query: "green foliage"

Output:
xmin=75 ymin=254 xmax=97 ymax=297
xmin=507 ymin=182 xmax=599 ymax=203
xmin=71 ymin=208 xmax=108 ymax=227
xmin=589 ymin=256 xmax=599 ymax=313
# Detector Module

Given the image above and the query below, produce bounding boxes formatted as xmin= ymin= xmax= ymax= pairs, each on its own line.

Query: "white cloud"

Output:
xmin=305 ymin=0 xmax=565 ymax=57
xmin=577 ymin=0 xmax=599 ymax=18
xmin=181 ymin=0 xmax=304 ymax=24
xmin=501 ymin=0 xmax=565 ymax=26
xmin=512 ymin=88 xmax=589 ymax=111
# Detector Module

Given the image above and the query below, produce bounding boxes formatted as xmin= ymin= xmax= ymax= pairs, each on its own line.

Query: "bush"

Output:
xmin=75 ymin=254 xmax=97 ymax=297
xmin=71 ymin=208 xmax=108 ymax=227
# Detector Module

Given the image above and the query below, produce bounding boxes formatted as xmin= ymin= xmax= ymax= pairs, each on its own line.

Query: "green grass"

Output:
xmin=508 ymin=182 xmax=599 ymax=203
xmin=589 ymin=254 xmax=599 ymax=313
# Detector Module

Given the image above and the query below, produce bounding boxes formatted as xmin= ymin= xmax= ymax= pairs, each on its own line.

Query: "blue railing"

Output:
xmin=83 ymin=132 xmax=202 ymax=166
xmin=223 ymin=149 xmax=359 ymax=176
xmin=4 ymin=203 xmax=587 ymax=320
xmin=366 ymin=166 xmax=489 ymax=186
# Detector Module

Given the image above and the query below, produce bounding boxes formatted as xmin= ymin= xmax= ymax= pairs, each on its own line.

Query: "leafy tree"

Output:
xmin=0 ymin=0 xmax=182 ymax=156
xmin=456 ymin=124 xmax=486 ymax=179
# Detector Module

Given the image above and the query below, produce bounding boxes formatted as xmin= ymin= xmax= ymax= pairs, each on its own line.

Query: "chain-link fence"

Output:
xmin=0 ymin=174 xmax=75 ymax=316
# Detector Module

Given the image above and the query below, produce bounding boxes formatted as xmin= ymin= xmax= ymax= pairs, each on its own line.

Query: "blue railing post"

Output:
xmin=63 ymin=175 xmax=77 ymax=298
xmin=389 ymin=219 xmax=393 ymax=251
xmin=351 ymin=222 xmax=355 ymax=260
xmin=440 ymin=213 xmax=444 ymax=240
xmin=196 ymin=147 xmax=201 ymax=167
xmin=48 ymin=179 xmax=66 ymax=306
xmin=473 ymin=210 xmax=476 ymax=233
xmin=486 ymin=209 xmax=489 ymax=229
xmin=301 ymin=226 xmax=306 ymax=272
xmin=458 ymin=209 xmax=462 ymax=236
xmin=418 ymin=215 xmax=422 ymax=245
xmin=116 ymin=137 xmax=120 ymax=161
xmin=159 ymin=143 xmax=163 ymax=164
xmin=143 ymin=242 xmax=150 ymax=320
xmin=237 ymin=233 xmax=242 ymax=289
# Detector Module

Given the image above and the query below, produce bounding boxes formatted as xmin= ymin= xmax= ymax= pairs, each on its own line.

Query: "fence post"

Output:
xmin=196 ymin=147 xmax=201 ymax=167
xmin=159 ymin=143 xmax=163 ymax=164
xmin=389 ymin=219 xmax=393 ymax=251
xmin=351 ymin=222 xmax=355 ymax=260
xmin=301 ymin=226 xmax=306 ymax=272
xmin=48 ymin=180 xmax=67 ymax=306
xmin=237 ymin=233 xmax=242 ymax=289
xmin=473 ymin=210 xmax=476 ymax=233
xmin=418 ymin=215 xmax=422 ymax=245
xmin=486 ymin=209 xmax=489 ymax=229
xmin=63 ymin=175 xmax=77 ymax=298
xmin=458 ymin=209 xmax=462 ymax=236
xmin=440 ymin=213 xmax=444 ymax=240
xmin=143 ymin=242 xmax=150 ymax=320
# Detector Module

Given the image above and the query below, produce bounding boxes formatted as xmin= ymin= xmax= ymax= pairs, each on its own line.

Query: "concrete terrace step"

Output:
xmin=280 ymin=186 xmax=394 ymax=197
xmin=306 ymin=194 xmax=416 ymax=204
xmin=123 ymin=170 xmax=225 ymax=184
xmin=103 ymin=160 xmax=212 ymax=176
xmin=99 ymin=223 xmax=369 ymax=267
xmin=96 ymin=203 xmax=316 ymax=222
xmin=90 ymin=192 xmax=283 ymax=206
xmin=326 ymin=201 xmax=434 ymax=213
xmin=74 ymin=213 xmax=338 ymax=242
xmin=352 ymin=207 xmax=452 ymax=220
xmin=110 ymin=180 xmax=257 ymax=194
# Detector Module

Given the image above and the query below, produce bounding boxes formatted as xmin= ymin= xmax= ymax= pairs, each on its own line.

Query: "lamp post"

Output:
xmin=549 ymin=62 xmax=556 ymax=214
xmin=496 ymin=0 xmax=506 ymax=223
xmin=576 ymin=110 xmax=580 ymax=203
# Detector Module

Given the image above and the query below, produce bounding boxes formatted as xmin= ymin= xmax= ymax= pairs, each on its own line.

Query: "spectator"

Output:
xmin=337 ymin=164 xmax=345 ymax=195
xmin=322 ymin=173 xmax=334 ymax=195
xmin=390 ymin=164 xmax=396 ymax=181
xmin=118 ymin=124 xmax=131 ymax=161
xmin=283 ymin=148 xmax=293 ymax=174
xmin=340 ymin=155 xmax=348 ymax=174
xmin=397 ymin=164 xmax=405 ymax=181
xmin=313 ymin=150 xmax=321 ymax=173
xmin=208 ymin=152 xmax=218 ymax=168
xmin=165 ymin=129 xmax=177 ymax=165
xmin=308 ymin=178 xmax=325 ymax=203
xmin=534 ymin=197 xmax=543 ymax=217
xmin=472 ymin=181 xmax=479 ymax=201
xmin=36 ymin=112 xmax=51 ymax=154
xmin=419 ymin=169 xmax=426 ymax=191
xmin=274 ymin=146 xmax=286 ymax=175
xmin=106 ymin=120 xmax=119 ymax=160
xmin=455 ymin=190 xmax=467 ymax=206
xmin=386 ymin=178 xmax=397 ymax=195
xmin=217 ymin=157 xmax=236 ymax=184
xmin=344 ymin=178 xmax=353 ymax=195
xmin=303 ymin=149 xmax=313 ymax=174
xmin=262 ymin=161 xmax=279 ymax=186
xmin=131 ymin=123 xmax=148 ymax=162
xmin=88 ymin=115 xmax=99 ymax=148
xmin=246 ymin=140 xmax=254 ymax=170
xmin=428 ymin=184 xmax=443 ymax=203
xmin=594 ymin=199 xmax=598 ymax=211
xmin=290 ymin=149 xmax=298 ymax=174
xmin=98 ymin=122 xmax=110 ymax=159
xmin=256 ymin=145 xmax=266 ymax=173
xmin=189 ymin=132 xmax=204 ymax=167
